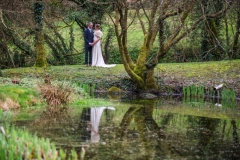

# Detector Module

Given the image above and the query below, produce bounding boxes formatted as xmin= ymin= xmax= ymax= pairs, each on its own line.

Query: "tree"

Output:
xmin=231 ymin=0 xmax=240 ymax=59
xmin=66 ymin=0 xmax=111 ymax=30
xmin=0 ymin=0 xmax=35 ymax=68
xmin=108 ymin=0 xmax=231 ymax=91
xmin=34 ymin=0 xmax=48 ymax=68
xmin=200 ymin=0 xmax=225 ymax=60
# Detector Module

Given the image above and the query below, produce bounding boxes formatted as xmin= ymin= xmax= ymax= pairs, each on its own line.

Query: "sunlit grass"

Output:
xmin=0 ymin=85 xmax=41 ymax=108
xmin=71 ymin=97 xmax=116 ymax=108
xmin=3 ymin=60 xmax=239 ymax=80
xmin=157 ymin=59 xmax=240 ymax=80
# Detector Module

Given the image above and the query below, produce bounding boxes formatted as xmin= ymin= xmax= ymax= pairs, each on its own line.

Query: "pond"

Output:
xmin=12 ymin=94 xmax=240 ymax=160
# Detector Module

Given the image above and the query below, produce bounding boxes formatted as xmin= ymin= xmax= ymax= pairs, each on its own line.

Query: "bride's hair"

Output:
xmin=95 ymin=24 xmax=101 ymax=29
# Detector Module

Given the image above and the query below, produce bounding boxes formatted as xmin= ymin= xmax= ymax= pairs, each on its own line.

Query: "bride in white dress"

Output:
xmin=91 ymin=24 xmax=116 ymax=68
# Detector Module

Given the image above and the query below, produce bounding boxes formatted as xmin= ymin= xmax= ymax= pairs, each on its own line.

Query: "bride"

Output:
xmin=90 ymin=24 xmax=116 ymax=68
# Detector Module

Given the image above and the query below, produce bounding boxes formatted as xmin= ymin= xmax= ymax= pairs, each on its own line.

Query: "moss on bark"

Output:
xmin=34 ymin=32 xmax=48 ymax=68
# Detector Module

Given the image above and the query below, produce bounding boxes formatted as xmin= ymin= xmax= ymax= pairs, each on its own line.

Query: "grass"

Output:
xmin=71 ymin=97 xmax=117 ymax=107
xmin=157 ymin=60 xmax=240 ymax=79
xmin=156 ymin=60 xmax=240 ymax=94
xmin=0 ymin=125 xmax=77 ymax=160
xmin=3 ymin=60 xmax=240 ymax=80
xmin=0 ymin=85 xmax=41 ymax=109
xmin=1 ymin=59 xmax=240 ymax=98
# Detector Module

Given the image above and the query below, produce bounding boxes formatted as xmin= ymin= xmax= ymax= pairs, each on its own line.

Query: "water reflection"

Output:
xmin=12 ymin=96 xmax=240 ymax=159
xmin=80 ymin=107 xmax=115 ymax=143
xmin=80 ymin=100 xmax=240 ymax=159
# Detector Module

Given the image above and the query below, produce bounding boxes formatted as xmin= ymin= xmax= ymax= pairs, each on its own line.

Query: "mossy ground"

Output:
xmin=2 ymin=59 xmax=240 ymax=98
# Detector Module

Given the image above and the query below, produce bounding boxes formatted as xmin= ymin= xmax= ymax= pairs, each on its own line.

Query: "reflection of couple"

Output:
xmin=80 ymin=107 xmax=115 ymax=143
xmin=84 ymin=22 xmax=116 ymax=68
xmin=90 ymin=107 xmax=115 ymax=143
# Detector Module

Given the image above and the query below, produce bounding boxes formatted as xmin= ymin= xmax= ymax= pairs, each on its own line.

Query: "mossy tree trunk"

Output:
xmin=35 ymin=31 xmax=47 ymax=67
xmin=110 ymin=0 xmax=230 ymax=91
xmin=34 ymin=0 xmax=47 ymax=68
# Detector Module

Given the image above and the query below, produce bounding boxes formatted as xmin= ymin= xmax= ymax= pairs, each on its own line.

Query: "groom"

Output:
xmin=84 ymin=22 xmax=94 ymax=66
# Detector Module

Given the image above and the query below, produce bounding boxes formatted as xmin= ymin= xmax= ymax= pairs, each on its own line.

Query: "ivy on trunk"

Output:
xmin=34 ymin=0 xmax=47 ymax=68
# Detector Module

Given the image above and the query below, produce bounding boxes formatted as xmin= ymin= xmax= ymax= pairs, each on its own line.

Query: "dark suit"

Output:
xmin=84 ymin=28 xmax=94 ymax=65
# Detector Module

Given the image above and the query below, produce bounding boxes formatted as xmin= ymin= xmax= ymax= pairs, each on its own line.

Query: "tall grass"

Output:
xmin=0 ymin=109 xmax=11 ymax=125
xmin=183 ymin=85 xmax=237 ymax=108
xmin=0 ymin=110 xmax=79 ymax=159
xmin=221 ymin=88 xmax=236 ymax=108
xmin=222 ymin=88 xmax=236 ymax=101
xmin=79 ymin=83 xmax=96 ymax=97
xmin=0 ymin=125 xmax=78 ymax=160
xmin=182 ymin=85 xmax=205 ymax=104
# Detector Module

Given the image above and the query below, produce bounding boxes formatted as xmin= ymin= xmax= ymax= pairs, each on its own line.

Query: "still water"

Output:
xmin=13 ymin=95 xmax=240 ymax=160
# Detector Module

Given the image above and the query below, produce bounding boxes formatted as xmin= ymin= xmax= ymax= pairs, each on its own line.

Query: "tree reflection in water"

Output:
xmin=13 ymin=98 xmax=240 ymax=159
xmin=79 ymin=100 xmax=240 ymax=160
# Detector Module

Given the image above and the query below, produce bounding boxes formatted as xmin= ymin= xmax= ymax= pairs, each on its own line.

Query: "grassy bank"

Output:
xmin=1 ymin=60 xmax=240 ymax=97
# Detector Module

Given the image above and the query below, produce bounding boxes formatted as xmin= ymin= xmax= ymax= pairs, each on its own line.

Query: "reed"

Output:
xmin=168 ymin=87 xmax=173 ymax=95
xmin=221 ymin=88 xmax=236 ymax=108
xmin=182 ymin=85 xmax=205 ymax=97
xmin=206 ymin=88 xmax=215 ymax=99
xmin=0 ymin=125 xmax=78 ymax=159
xmin=182 ymin=86 xmax=186 ymax=96
xmin=182 ymin=85 xmax=205 ymax=103
xmin=222 ymin=88 xmax=236 ymax=101
xmin=79 ymin=83 xmax=96 ymax=97
xmin=0 ymin=109 xmax=11 ymax=123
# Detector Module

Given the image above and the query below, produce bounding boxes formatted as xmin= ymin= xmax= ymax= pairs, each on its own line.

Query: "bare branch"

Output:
xmin=139 ymin=0 xmax=150 ymax=23
xmin=0 ymin=9 xmax=7 ymax=28
xmin=163 ymin=1 xmax=231 ymax=53
xmin=135 ymin=3 xmax=146 ymax=34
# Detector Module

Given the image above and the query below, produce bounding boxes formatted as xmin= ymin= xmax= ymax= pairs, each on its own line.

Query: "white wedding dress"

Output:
xmin=92 ymin=30 xmax=116 ymax=68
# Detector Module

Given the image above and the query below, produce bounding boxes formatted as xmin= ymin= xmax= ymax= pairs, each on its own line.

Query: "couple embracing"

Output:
xmin=84 ymin=22 xmax=116 ymax=68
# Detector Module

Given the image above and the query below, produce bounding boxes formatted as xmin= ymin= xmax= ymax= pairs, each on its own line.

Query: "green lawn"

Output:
xmin=2 ymin=60 xmax=240 ymax=95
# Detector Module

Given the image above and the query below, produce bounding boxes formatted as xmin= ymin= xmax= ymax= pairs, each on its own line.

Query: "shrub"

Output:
xmin=38 ymin=83 xmax=73 ymax=107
